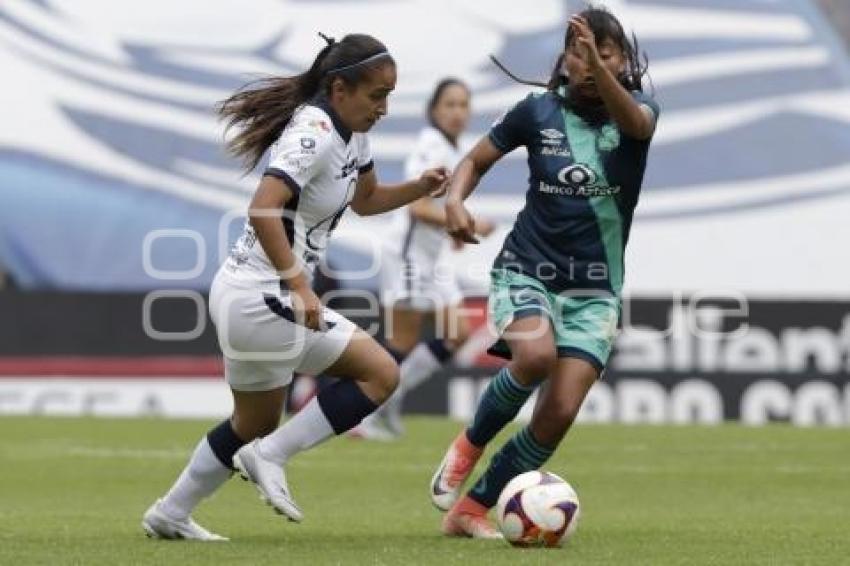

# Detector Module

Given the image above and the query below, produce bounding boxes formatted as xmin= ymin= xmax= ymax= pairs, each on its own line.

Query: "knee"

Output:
xmin=373 ymin=358 xmax=400 ymax=401
xmin=511 ymin=345 xmax=557 ymax=383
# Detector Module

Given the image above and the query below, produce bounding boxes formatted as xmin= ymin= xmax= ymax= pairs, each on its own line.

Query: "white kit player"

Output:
xmin=362 ymin=79 xmax=495 ymax=439
xmin=142 ymin=33 xmax=447 ymax=541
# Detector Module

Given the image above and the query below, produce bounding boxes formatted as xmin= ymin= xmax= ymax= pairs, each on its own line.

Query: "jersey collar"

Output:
xmin=310 ymin=95 xmax=352 ymax=144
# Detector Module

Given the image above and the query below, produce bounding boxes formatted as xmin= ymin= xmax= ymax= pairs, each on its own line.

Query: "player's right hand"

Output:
xmin=417 ymin=166 xmax=449 ymax=197
xmin=446 ymin=200 xmax=479 ymax=244
xmin=291 ymin=285 xmax=324 ymax=331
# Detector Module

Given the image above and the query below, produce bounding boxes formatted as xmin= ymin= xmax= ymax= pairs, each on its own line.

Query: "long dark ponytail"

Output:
xmin=218 ymin=33 xmax=394 ymax=172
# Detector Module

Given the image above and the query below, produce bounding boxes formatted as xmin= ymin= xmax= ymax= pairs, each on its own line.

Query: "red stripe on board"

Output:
xmin=0 ymin=356 xmax=223 ymax=377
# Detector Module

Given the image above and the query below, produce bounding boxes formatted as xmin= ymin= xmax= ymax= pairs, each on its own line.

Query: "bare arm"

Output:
xmin=446 ymin=138 xmax=503 ymax=205
xmin=350 ymin=167 xmax=447 ymax=216
xmin=407 ymin=196 xmax=496 ymax=239
xmin=249 ymin=175 xmax=323 ymax=329
xmin=571 ymin=15 xmax=655 ymax=140
xmin=408 ymin=196 xmax=446 ymax=227
xmin=445 ymin=137 xmax=504 ymax=243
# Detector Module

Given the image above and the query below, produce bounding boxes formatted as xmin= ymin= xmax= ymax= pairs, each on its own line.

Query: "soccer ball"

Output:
xmin=495 ymin=471 xmax=580 ymax=547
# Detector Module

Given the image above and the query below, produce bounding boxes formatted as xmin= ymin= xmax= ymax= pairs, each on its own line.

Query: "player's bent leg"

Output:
xmin=528 ymin=356 xmax=598 ymax=447
xmin=240 ymin=329 xmax=399 ymax=522
xmin=503 ymin=315 xmax=558 ymax=386
xmin=341 ymin=329 xmax=406 ymax=439
xmin=146 ymin=388 xmax=285 ymax=540
xmin=466 ymin=316 xmax=554 ymax=447
xmin=255 ymin=326 xmax=395 ymax=465
xmin=230 ymin=387 xmax=287 ymax=440
xmin=444 ymin=356 xmax=599 ymax=539
xmin=228 ymin=387 xmax=305 ymax=522
xmin=326 ymin=328 xmax=400 ymax=404
xmin=431 ymin=317 xmax=553 ymax=514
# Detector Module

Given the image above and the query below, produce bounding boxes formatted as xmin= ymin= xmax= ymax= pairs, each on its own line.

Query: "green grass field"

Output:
xmin=1 ymin=416 xmax=848 ymax=565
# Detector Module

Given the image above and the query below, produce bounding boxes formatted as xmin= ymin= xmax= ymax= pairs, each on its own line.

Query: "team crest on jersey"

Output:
xmin=300 ymin=136 xmax=316 ymax=153
xmin=596 ymin=124 xmax=620 ymax=152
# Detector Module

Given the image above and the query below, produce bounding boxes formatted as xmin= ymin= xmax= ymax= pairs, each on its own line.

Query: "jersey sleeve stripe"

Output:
xmin=263 ymin=167 xmax=303 ymax=196
xmin=357 ymin=160 xmax=374 ymax=175
xmin=487 ymin=131 xmax=512 ymax=153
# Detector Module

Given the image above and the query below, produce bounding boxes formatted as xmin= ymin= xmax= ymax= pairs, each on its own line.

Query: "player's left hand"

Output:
xmin=446 ymin=199 xmax=479 ymax=244
xmin=569 ymin=15 xmax=602 ymax=70
xmin=417 ymin=166 xmax=449 ymax=198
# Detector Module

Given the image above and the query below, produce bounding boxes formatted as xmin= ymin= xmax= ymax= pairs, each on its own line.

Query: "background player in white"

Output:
xmin=361 ymin=79 xmax=495 ymax=439
xmin=142 ymin=33 xmax=447 ymax=541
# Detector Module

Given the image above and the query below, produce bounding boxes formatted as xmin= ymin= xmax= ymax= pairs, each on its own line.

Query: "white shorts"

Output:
xmin=209 ymin=273 xmax=357 ymax=392
xmin=379 ymin=248 xmax=463 ymax=311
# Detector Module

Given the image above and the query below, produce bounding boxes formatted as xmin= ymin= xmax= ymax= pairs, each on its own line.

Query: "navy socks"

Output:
xmin=465 ymin=367 xmax=537 ymax=447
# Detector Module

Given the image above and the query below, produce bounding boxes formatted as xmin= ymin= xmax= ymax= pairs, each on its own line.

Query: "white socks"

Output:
xmin=159 ymin=437 xmax=232 ymax=520
xmin=375 ymin=342 xmax=446 ymax=426
xmin=257 ymin=398 xmax=335 ymax=465
xmin=399 ymin=342 xmax=443 ymax=392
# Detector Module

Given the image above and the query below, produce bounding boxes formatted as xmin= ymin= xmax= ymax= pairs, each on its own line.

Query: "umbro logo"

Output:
xmin=540 ymin=128 xmax=564 ymax=146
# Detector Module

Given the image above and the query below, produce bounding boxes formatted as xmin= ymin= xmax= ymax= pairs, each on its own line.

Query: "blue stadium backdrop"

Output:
xmin=1 ymin=0 xmax=849 ymax=424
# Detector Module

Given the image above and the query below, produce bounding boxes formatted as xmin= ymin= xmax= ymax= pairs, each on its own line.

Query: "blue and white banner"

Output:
xmin=1 ymin=0 xmax=849 ymax=294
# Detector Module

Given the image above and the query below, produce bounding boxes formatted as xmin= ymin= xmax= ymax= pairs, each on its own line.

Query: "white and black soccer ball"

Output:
xmin=495 ymin=471 xmax=580 ymax=547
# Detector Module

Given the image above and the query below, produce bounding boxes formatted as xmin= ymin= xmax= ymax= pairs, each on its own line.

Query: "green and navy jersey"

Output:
xmin=489 ymin=88 xmax=660 ymax=295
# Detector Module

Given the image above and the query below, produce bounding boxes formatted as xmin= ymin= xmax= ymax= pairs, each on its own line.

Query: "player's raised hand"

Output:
xmin=445 ymin=200 xmax=479 ymax=244
xmin=569 ymin=15 xmax=601 ymax=69
xmin=417 ymin=166 xmax=449 ymax=197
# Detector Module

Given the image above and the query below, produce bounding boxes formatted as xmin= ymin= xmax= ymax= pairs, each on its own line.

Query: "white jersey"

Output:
xmin=387 ymin=126 xmax=472 ymax=264
xmin=222 ymin=100 xmax=372 ymax=289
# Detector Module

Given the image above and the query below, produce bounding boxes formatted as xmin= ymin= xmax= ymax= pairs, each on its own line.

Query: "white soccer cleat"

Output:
xmin=233 ymin=440 xmax=304 ymax=523
xmin=376 ymin=397 xmax=405 ymax=437
xmin=350 ymin=414 xmax=399 ymax=442
xmin=430 ymin=433 xmax=483 ymax=511
xmin=141 ymin=499 xmax=228 ymax=541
